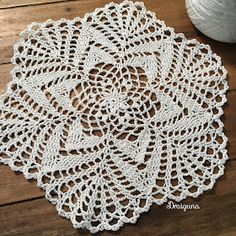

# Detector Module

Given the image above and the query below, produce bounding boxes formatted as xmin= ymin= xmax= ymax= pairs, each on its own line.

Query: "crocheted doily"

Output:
xmin=0 ymin=0 xmax=228 ymax=233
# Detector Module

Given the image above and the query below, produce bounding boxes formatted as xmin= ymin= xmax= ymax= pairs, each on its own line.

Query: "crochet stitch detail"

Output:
xmin=0 ymin=0 xmax=228 ymax=233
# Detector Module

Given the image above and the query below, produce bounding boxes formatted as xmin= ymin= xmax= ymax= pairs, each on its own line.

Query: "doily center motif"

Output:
xmin=0 ymin=0 xmax=228 ymax=233
xmin=70 ymin=63 xmax=160 ymax=140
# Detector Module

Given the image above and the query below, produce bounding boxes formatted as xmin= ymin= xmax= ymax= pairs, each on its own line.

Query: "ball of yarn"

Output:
xmin=186 ymin=0 xmax=236 ymax=43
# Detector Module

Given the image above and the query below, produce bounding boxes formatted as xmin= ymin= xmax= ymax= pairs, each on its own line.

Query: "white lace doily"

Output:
xmin=0 ymin=0 xmax=228 ymax=233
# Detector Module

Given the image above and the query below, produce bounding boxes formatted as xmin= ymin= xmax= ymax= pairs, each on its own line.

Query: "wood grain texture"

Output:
xmin=0 ymin=166 xmax=43 ymax=205
xmin=0 ymin=0 xmax=235 ymax=235
xmin=0 ymin=0 xmax=76 ymax=9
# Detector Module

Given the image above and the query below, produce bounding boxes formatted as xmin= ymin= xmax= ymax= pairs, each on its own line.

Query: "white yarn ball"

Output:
xmin=186 ymin=0 xmax=236 ymax=43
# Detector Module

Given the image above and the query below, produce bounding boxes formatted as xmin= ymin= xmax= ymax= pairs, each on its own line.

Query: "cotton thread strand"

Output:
xmin=186 ymin=0 xmax=236 ymax=43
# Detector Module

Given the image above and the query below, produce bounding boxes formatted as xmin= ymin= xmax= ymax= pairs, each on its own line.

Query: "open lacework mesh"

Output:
xmin=0 ymin=0 xmax=228 ymax=233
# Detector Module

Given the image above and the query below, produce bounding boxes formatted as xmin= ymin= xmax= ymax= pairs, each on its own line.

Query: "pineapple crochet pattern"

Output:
xmin=0 ymin=1 xmax=228 ymax=233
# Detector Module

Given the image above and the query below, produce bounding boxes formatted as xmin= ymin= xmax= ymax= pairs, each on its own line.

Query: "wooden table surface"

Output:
xmin=0 ymin=0 xmax=235 ymax=235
